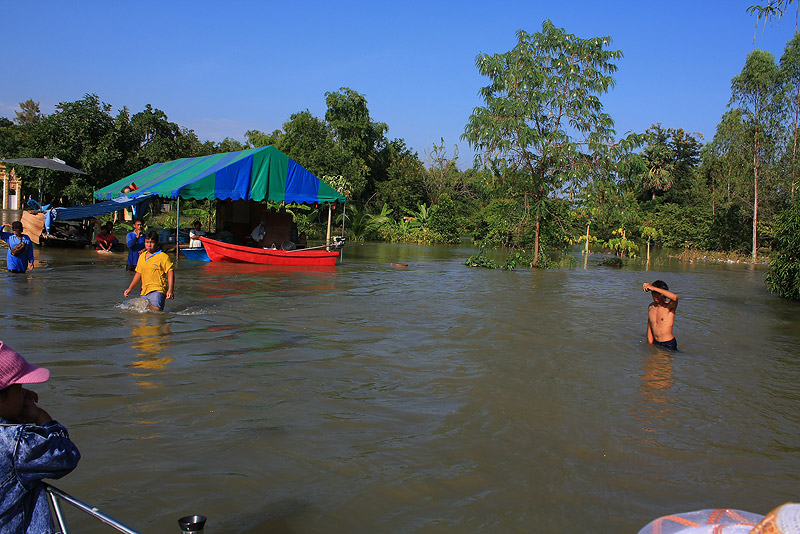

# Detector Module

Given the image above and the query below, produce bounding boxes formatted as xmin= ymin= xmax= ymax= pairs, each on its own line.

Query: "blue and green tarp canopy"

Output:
xmin=45 ymin=194 xmax=153 ymax=232
xmin=94 ymin=146 xmax=345 ymax=205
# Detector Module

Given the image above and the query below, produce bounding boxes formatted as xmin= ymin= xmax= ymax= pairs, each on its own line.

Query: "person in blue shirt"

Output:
xmin=1 ymin=221 xmax=35 ymax=273
xmin=0 ymin=340 xmax=80 ymax=533
xmin=125 ymin=219 xmax=146 ymax=272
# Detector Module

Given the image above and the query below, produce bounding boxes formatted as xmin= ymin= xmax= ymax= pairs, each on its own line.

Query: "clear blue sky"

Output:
xmin=2 ymin=1 xmax=798 ymax=167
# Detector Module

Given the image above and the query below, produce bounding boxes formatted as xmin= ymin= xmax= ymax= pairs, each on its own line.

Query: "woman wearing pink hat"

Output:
xmin=0 ymin=341 xmax=81 ymax=533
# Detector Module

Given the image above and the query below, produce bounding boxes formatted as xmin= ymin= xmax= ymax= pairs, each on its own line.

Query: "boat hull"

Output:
xmin=180 ymin=247 xmax=211 ymax=262
xmin=199 ymin=237 xmax=339 ymax=266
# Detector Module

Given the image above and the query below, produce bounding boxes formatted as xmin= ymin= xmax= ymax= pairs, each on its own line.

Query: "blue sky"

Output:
xmin=2 ymin=1 xmax=798 ymax=167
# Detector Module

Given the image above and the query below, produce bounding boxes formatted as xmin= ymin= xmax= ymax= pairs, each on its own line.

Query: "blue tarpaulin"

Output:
xmin=94 ymin=147 xmax=345 ymax=204
xmin=45 ymin=194 xmax=153 ymax=232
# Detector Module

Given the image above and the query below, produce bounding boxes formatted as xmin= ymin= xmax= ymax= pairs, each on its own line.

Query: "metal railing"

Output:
xmin=44 ymin=483 xmax=141 ymax=534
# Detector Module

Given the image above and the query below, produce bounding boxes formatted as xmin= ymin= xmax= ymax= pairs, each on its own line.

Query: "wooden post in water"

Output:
xmin=584 ymin=224 xmax=589 ymax=255
xmin=326 ymin=204 xmax=332 ymax=250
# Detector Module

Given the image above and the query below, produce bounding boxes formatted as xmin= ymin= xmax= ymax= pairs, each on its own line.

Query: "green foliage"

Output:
xmin=127 ymin=103 xmax=200 ymax=170
xmin=465 ymin=242 xmax=543 ymax=270
xmin=367 ymin=203 xmax=394 ymax=227
xmin=603 ymin=236 xmax=639 ymax=258
xmin=650 ymin=203 xmax=713 ymax=249
xmin=374 ymin=140 xmax=427 ymax=212
xmin=325 ymin=88 xmax=388 ymax=203
xmin=730 ymin=49 xmax=785 ymax=260
xmin=335 ymin=203 xmax=397 ymax=242
xmin=640 ymin=225 xmax=660 ymax=241
xmin=402 ymin=203 xmax=432 ymax=228
xmin=337 ymin=203 xmax=373 ymax=241
xmin=272 ymin=110 xmax=365 ymax=197
xmin=424 ymin=138 xmax=463 ymax=204
xmin=766 ymin=201 xmax=800 ymax=299
xmin=708 ymin=203 xmax=752 ymax=252
xmin=465 ymin=242 xmax=501 ymax=269
xmin=463 ymin=20 xmax=645 ymax=266
xmin=639 ymin=124 xmax=703 ymax=203
xmin=286 ymin=205 xmax=325 ymax=239
xmin=780 ymin=32 xmax=800 ymax=202
xmin=429 ymin=193 xmax=462 ymax=244
xmin=747 ymin=1 xmax=796 ymax=28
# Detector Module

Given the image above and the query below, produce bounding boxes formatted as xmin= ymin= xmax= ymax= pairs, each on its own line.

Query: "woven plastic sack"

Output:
xmin=638 ymin=504 xmax=800 ymax=534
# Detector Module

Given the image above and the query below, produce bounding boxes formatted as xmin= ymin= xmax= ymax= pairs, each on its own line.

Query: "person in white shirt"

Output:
xmin=189 ymin=220 xmax=205 ymax=248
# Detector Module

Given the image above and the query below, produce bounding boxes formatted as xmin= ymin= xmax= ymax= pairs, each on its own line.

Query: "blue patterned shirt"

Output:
xmin=0 ymin=232 xmax=34 ymax=272
xmin=0 ymin=419 xmax=81 ymax=533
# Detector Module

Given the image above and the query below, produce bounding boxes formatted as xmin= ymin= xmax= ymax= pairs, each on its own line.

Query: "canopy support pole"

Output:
xmin=340 ymin=202 xmax=346 ymax=264
xmin=175 ymin=197 xmax=180 ymax=265
xmin=326 ymin=204 xmax=332 ymax=251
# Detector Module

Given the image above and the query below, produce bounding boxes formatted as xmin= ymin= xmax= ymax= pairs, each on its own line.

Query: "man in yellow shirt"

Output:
xmin=124 ymin=231 xmax=175 ymax=311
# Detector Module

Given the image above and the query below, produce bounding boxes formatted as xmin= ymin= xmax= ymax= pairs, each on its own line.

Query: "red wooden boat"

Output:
xmin=198 ymin=236 xmax=340 ymax=266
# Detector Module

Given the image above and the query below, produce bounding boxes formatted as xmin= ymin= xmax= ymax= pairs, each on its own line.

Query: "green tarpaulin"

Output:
xmin=94 ymin=146 xmax=345 ymax=204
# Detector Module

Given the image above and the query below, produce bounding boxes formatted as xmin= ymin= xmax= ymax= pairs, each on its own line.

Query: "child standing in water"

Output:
xmin=643 ymin=280 xmax=679 ymax=350
xmin=0 ymin=341 xmax=81 ymax=533
xmin=124 ymin=230 xmax=174 ymax=311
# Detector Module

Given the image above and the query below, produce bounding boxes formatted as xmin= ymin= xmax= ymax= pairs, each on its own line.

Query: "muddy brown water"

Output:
xmin=1 ymin=228 xmax=798 ymax=532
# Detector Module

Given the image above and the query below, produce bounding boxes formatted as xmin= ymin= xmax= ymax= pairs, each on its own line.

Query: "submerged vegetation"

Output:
xmin=2 ymin=13 xmax=799 ymax=298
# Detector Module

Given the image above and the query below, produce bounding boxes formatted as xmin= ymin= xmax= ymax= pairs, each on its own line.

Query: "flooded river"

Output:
xmin=1 ymin=232 xmax=799 ymax=532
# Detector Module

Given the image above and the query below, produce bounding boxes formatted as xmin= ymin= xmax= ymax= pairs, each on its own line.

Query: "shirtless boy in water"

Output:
xmin=643 ymin=280 xmax=679 ymax=351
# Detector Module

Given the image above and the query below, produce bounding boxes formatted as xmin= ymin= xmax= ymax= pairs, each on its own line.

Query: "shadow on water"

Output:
xmin=1 ymin=242 xmax=799 ymax=532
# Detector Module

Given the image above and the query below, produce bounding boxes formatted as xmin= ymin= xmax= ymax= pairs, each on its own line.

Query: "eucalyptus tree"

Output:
xmin=729 ymin=50 xmax=785 ymax=261
xmin=707 ymin=109 xmax=752 ymax=208
xmin=463 ymin=20 xmax=644 ymax=266
xmin=780 ymin=32 xmax=800 ymax=200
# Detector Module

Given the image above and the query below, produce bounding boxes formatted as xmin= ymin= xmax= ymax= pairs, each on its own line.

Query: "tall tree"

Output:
xmin=277 ymin=109 xmax=363 ymax=192
xmin=424 ymin=138 xmax=461 ymax=204
xmin=729 ymin=50 xmax=785 ymax=261
xmin=708 ymin=109 xmax=751 ymax=209
xmin=324 ymin=88 xmax=388 ymax=202
xmin=127 ymin=104 xmax=200 ymax=170
xmin=24 ymin=94 xmax=120 ymax=202
xmin=14 ymin=99 xmax=41 ymax=125
xmin=780 ymin=32 xmax=800 ymax=200
xmin=374 ymin=139 xmax=427 ymax=212
xmin=463 ymin=20 xmax=643 ymax=266
xmin=748 ymin=0 xmax=798 ymax=33
xmin=641 ymin=124 xmax=675 ymax=200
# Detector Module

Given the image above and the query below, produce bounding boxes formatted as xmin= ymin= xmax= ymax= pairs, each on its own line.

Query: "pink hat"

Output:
xmin=0 ymin=341 xmax=50 ymax=390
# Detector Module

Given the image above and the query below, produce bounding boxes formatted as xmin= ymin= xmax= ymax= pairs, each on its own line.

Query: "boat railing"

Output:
xmin=44 ymin=483 xmax=141 ymax=534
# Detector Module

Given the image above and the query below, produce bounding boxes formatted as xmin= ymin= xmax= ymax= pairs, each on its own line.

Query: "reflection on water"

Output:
xmin=1 ymin=239 xmax=799 ymax=533
xmin=634 ymin=350 xmax=675 ymax=441
xmin=130 ymin=320 xmax=173 ymax=375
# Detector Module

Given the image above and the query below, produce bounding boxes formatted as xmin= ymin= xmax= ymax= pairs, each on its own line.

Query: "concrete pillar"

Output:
xmin=1 ymin=164 xmax=7 ymax=210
